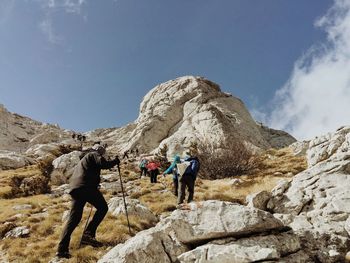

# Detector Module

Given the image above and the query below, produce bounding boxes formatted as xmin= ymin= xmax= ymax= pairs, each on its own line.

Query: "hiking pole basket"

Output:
xmin=78 ymin=204 xmax=93 ymax=248
xmin=117 ymin=165 xmax=132 ymax=235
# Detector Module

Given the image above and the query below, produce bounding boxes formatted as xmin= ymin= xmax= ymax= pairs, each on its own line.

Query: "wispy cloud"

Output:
xmin=38 ymin=0 xmax=86 ymax=45
xmin=264 ymin=0 xmax=350 ymax=140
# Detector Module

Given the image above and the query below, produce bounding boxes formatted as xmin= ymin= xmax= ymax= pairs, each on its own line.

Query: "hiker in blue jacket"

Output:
xmin=162 ymin=155 xmax=181 ymax=196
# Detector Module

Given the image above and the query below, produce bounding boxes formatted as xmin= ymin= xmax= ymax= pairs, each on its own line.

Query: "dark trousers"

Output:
xmin=173 ymin=177 xmax=179 ymax=196
xmin=57 ymin=188 xmax=108 ymax=253
xmin=178 ymin=175 xmax=195 ymax=204
xmin=140 ymin=167 xmax=148 ymax=178
xmin=150 ymin=169 xmax=159 ymax=183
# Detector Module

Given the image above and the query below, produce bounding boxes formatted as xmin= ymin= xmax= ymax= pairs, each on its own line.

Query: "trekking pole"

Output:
xmin=78 ymin=204 xmax=93 ymax=248
xmin=117 ymin=165 xmax=132 ymax=235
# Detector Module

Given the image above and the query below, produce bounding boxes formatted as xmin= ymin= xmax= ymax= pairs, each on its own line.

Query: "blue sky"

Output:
xmin=2 ymin=0 xmax=349 ymax=140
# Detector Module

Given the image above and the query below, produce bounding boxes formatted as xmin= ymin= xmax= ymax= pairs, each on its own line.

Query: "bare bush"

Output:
xmin=197 ymin=140 xmax=262 ymax=180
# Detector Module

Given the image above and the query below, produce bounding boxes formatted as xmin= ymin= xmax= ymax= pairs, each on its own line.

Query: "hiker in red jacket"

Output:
xmin=147 ymin=160 xmax=160 ymax=183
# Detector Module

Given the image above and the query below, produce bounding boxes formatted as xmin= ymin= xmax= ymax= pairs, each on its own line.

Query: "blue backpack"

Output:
xmin=184 ymin=157 xmax=200 ymax=178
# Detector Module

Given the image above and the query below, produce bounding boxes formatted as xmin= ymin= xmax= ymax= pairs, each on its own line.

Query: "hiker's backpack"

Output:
xmin=139 ymin=159 xmax=148 ymax=168
xmin=79 ymin=148 xmax=95 ymax=160
xmin=184 ymin=157 xmax=200 ymax=179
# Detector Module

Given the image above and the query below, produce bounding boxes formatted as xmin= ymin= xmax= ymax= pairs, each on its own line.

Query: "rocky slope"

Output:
xmin=87 ymin=76 xmax=296 ymax=156
xmin=0 ymin=104 xmax=72 ymax=153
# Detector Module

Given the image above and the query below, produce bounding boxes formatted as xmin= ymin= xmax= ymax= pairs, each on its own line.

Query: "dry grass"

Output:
xmin=0 ymin=166 xmax=41 ymax=198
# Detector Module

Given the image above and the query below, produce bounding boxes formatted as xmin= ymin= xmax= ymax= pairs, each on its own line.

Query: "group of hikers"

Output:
xmin=55 ymin=142 xmax=200 ymax=259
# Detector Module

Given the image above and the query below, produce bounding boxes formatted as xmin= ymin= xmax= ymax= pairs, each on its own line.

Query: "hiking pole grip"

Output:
xmin=117 ymin=165 xmax=132 ymax=235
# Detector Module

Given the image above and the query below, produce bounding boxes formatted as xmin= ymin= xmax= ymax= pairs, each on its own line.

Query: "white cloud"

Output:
xmin=266 ymin=0 xmax=350 ymax=140
xmin=38 ymin=0 xmax=86 ymax=45
xmin=39 ymin=16 xmax=62 ymax=44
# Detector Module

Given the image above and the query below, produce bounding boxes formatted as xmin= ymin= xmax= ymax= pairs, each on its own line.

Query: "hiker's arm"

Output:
xmin=97 ymin=155 xmax=120 ymax=169
xmin=163 ymin=161 xmax=176 ymax=175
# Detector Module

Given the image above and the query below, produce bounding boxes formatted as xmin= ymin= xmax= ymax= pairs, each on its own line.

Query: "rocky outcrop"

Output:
xmin=84 ymin=76 xmax=296 ymax=157
xmin=99 ymin=201 xmax=305 ymax=263
xmin=0 ymin=150 xmax=34 ymax=170
xmin=0 ymin=104 xmax=72 ymax=153
xmin=51 ymin=151 xmax=81 ymax=183
xmin=268 ymin=126 xmax=350 ymax=262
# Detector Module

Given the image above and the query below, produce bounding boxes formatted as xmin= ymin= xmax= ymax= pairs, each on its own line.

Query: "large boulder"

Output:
xmin=0 ymin=150 xmax=33 ymax=170
xmin=99 ymin=201 xmax=298 ymax=263
xmin=178 ymin=232 xmax=308 ymax=263
xmin=268 ymin=126 xmax=350 ymax=262
xmin=108 ymin=197 xmax=158 ymax=223
xmin=157 ymin=201 xmax=284 ymax=245
xmin=51 ymin=151 xmax=81 ymax=183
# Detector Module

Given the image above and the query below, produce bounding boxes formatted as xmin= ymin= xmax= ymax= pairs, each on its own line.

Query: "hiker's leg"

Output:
xmin=187 ymin=177 xmax=195 ymax=203
xmin=58 ymin=191 xmax=85 ymax=253
xmin=173 ymin=178 xmax=178 ymax=196
xmin=177 ymin=178 xmax=186 ymax=204
xmin=85 ymin=190 xmax=108 ymax=237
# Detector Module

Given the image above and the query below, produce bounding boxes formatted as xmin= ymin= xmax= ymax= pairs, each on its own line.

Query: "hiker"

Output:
xmin=135 ymin=148 xmax=139 ymax=156
xmin=56 ymin=144 xmax=120 ymax=259
xmin=147 ymin=159 xmax=160 ymax=183
xmin=122 ymin=150 xmax=129 ymax=159
xmin=177 ymin=154 xmax=200 ymax=205
xmin=162 ymin=155 xmax=181 ymax=196
xmin=139 ymin=158 xmax=149 ymax=178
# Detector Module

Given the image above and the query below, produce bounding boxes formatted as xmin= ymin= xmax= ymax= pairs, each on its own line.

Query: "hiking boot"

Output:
xmin=81 ymin=234 xmax=103 ymax=247
xmin=55 ymin=251 xmax=71 ymax=259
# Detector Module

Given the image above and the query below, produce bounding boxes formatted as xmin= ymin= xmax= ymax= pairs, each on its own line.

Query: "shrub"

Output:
xmin=197 ymin=140 xmax=262 ymax=180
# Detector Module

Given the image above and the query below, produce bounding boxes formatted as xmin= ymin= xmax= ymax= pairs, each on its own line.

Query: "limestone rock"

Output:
xmin=99 ymin=200 xmax=301 ymax=263
xmin=177 ymin=232 xmax=301 ymax=263
xmin=0 ymin=150 xmax=33 ymax=170
xmin=257 ymin=123 xmax=296 ymax=149
xmin=51 ymin=151 xmax=81 ymax=183
xmin=157 ymin=201 xmax=284 ymax=245
xmin=98 ymin=228 xmax=188 ymax=263
xmin=289 ymin=140 xmax=310 ymax=156
xmin=85 ymin=76 xmax=295 ymax=157
xmin=4 ymin=226 xmax=30 ymax=238
xmin=108 ymin=197 xmax=158 ymax=223
xmin=268 ymin=126 xmax=350 ymax=262
xmin=0 ymin=104 xmax=71 ymax=152
xmin=246 ymin=190 xmax=271 ymax=211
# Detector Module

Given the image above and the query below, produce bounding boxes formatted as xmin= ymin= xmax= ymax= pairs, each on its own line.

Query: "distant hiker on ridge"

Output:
xmin=122 ymin=150 xmax=129 ymax=159
xmin=56 ymin=144 xmax=120 ymax=259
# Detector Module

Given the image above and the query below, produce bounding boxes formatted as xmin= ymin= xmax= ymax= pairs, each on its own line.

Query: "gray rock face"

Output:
xmin=51 ymin=151 xmax=81 ymax=182
xmin=108 ymin=197 xmax=158 ymax=223
xmin=0 ymin=104 xmax=71 ymax=153
xmin=178 ymin=232 xmax=305 ymax=263
xmin=99 ymin=201 xmax=303 ymax=263
xmin=86 ymin=76 xmax=295 ymax=157
xmin=157 ymin=201 xmax=284 ymax=244
xmin=0 ymin=150 xmax=33 ymax=170
xmin=268 ymin=126 xmax=350 ymax=262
